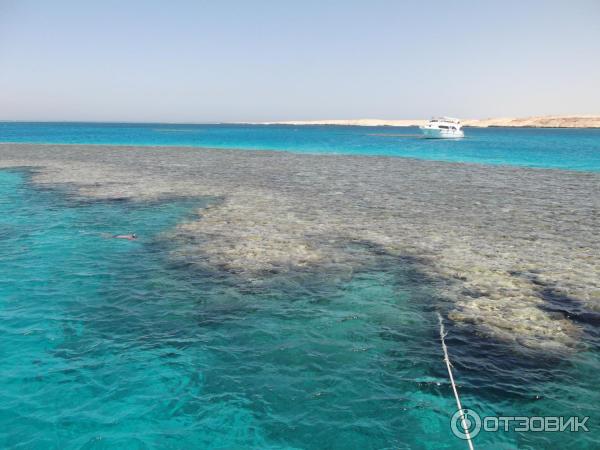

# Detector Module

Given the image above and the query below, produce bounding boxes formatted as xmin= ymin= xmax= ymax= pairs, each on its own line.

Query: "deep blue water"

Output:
xmin=1 ymin=122 xmax=600 ymax=171
xmin=1 ymin=170 xmax=599 ymax=449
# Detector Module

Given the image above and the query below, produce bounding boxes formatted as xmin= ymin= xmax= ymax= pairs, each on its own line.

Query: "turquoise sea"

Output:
xmin=1 ymin=124 xmax=600 ymax=448
xmin=1 ymin=121 xmax=600 ymax=171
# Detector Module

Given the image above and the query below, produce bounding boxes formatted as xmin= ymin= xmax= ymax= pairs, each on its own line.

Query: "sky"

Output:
xmin=0 ymin=0 xmax=599 ymax=122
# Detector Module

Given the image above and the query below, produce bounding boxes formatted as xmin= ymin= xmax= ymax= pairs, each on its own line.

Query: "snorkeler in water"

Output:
xmin=113 ymin=233 xmax=137 ymax=240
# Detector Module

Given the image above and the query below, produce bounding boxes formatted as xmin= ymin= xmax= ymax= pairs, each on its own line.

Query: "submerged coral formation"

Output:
xmin=1 ymin=143 xmax=598 ymax=353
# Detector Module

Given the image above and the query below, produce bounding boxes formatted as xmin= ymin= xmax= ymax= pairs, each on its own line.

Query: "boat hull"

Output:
xmin=420 ymin=127 xmax=464 ymax=139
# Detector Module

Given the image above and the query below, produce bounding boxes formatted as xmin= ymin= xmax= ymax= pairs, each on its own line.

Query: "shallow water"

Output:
xmin=1 ymin=122 xmax=600 ymax=171
xmin=1 ymin=169 xmax=599 ymax=448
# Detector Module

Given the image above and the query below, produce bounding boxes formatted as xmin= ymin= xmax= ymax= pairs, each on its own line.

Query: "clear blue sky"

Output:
xmin=1 ymin=0 xmax=599 ymax=122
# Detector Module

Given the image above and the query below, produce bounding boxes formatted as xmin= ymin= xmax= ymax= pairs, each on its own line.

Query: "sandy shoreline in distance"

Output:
xmin=0 ymin=143 xmax=598 ymax=355
xmin=246 ymin=115 xmax=600 ymax=128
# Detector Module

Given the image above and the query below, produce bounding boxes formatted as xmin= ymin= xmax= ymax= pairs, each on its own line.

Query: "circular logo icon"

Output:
xmin=450 ymin=408 xmax=481 ymax=440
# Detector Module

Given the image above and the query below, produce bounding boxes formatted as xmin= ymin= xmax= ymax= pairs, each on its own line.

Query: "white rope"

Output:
xmin=437 ymin=312 xmax=475 ymax=450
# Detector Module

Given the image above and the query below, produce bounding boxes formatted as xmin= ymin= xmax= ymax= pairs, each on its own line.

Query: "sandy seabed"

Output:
xmin=1 ymin=143 xmax=598 ymax=354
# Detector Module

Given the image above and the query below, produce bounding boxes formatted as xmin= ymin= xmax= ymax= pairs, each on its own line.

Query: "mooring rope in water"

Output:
xmin=437 ymin=312 xmax=475 ymax=450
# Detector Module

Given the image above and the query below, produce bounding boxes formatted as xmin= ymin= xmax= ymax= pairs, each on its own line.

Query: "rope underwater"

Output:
xmin=437 ymin=312 xmax=475 ymax=450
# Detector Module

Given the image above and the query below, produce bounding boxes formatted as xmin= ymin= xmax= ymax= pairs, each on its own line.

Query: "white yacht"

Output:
xmin=420 ymin=117 xmax=464 ymax=139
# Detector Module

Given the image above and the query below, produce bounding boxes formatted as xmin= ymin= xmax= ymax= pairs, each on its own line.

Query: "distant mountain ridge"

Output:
xmin=249 ymin=116 xmax=600 ymax=128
